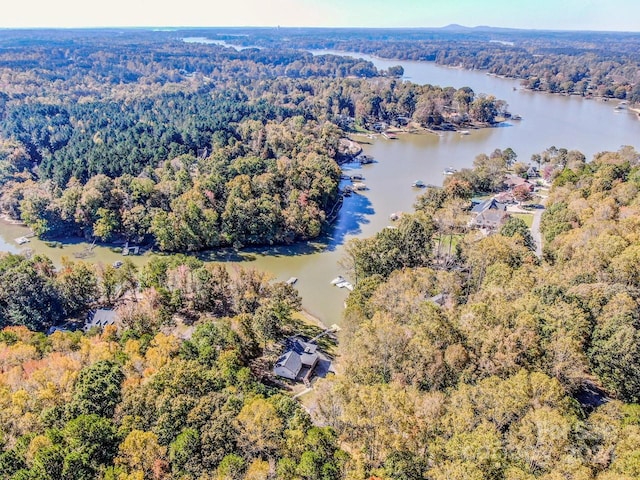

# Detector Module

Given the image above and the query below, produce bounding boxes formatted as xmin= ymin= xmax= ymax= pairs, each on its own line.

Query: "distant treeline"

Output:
xmin=198 ymin=26 xmax=640 ymax=101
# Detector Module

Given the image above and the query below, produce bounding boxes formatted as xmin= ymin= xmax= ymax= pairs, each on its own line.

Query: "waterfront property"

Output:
xmin=471 ymin=198 xmax=508 ymax=214
xmin=504 ymin=174 xmax=535 ymax=190
xmin=471 ymin=209 xmax=511 ymax=230
xmin=274 ymin=337 xmax=320 ymax=383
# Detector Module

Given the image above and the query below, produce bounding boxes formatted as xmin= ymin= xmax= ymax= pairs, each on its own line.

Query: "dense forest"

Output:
xmin=2 ymin=26 xmax=640 ymax=480
xmin=0 ymin=29 xmax=507 ymax=250
xmin=0 ymin=254 xmax=347 ymax=479
xmin=202 ymin=26 xmax=640 ymax=101
xmin=2 ymin=146 xmax=640 ymax=479
xmin=307 ymin=146 xmax=640 ymax=479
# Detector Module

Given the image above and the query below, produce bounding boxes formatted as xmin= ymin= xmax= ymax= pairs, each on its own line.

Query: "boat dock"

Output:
xmin=330 ymin=275 xmax=354 ymax=291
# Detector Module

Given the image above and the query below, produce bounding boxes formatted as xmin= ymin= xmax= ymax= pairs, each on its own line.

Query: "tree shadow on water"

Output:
xmin=196 ymin=193 xmax=374 ymax=262
xmin=322 ymin=192 xmax=374 ymax=251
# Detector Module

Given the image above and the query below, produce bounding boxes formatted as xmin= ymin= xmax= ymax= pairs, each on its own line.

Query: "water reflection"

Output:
xmin=2 ymin=46 xmax=640 ymax=325
xmin=326 ymin=191 xmax=374 ymax=249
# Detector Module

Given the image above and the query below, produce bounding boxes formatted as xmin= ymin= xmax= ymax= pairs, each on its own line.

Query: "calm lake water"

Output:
xmin=1 ymin=48 xmax=639 ymax=325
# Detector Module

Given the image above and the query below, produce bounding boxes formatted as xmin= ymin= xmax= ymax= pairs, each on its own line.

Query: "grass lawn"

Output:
xmin=435 ymin=234 xmax=464 ymax=255
xmin=512 ymin=212 xmax=534 ymax=227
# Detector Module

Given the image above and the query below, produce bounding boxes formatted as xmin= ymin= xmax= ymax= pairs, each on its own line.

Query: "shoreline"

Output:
xmin=296 ymin=309 xmax=329 ymax=331
xmin=0 ymin=214 xmax=28 ymax=227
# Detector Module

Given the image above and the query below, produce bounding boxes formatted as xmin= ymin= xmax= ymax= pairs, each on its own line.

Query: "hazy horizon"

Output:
xmin=2 ymin=0 xmax=639 ymax=33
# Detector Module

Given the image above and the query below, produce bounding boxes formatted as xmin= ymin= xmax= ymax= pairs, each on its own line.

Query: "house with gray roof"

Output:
xmin=84 ymin=309 xmax=118 ymax=332
xmin=471 ymin=198 xmax=508 ymax=214
xmin=274 ymin=338 xmax=320 ymax=381
xmin=471 ymin=209 xmax=511 ymax=230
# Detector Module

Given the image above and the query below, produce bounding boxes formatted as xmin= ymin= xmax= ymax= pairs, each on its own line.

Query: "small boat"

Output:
xmin=14 ymin=236 xmax=30 ymax=245
xmin=352 ymin=182 xmax=367 ymax=191
xmin=443 ymin=167 xmax=458 ymax=175
xmin=412 ymin=180 xmax=426 ymax=188
xmin=350 ymin=173 xmax=364 ymax=181
xmin=459 ymin=130 xmax=470 ymax=135
xmin=389 ymin=211 xmax=402 ymax=221
xmin=359 ymin=155 xmax=374 ymax=164
xmin=286 ymin=277 xmax=298 ymax=285
xmin=511 ymin=114 xmax=522 ymax=120
xmin=330 ymin=276 xmax=345 ymax=285
xmin=381 ymin=132 xmax=397 ymax=139
xmin=335 ymin=280 xmax=354 ymax=291
xmin=113 ymin=261 xmax=123 ymax=268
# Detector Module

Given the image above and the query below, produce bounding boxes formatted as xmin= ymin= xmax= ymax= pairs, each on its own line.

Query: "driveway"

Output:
xmin=507 ymin=198 xmax=546 ymax=258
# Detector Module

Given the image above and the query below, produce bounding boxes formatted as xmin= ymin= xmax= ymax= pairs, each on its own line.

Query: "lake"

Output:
xmin=1 ymin=49 xmax=639 ymax=326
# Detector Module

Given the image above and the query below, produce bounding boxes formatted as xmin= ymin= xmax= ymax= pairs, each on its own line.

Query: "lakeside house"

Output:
xmin=470 ymin=198 xmax=508 ymax=214
xmin=84 ymin=308 xmax=118 ymax=332
xmin=504 ymin=174 xmax=535 ymax=191
xmin=274 ymin=338 xmax=320 ymax=383
xmin=471 ymin=209 xmax=511 ymax=230
xmin=469 ymin=197 xmax=511 ymax=230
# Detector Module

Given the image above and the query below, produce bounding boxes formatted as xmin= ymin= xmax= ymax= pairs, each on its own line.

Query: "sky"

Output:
xmin=2 ymin=0 xmax=639 ymax=32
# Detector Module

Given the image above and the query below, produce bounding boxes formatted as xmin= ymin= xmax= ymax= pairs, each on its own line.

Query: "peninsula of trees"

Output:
xmin=0 ymin=29 xmax=507 ymax=251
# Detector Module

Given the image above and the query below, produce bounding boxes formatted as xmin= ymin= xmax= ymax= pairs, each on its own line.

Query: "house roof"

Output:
xmin=471 ymin=198 xmax=507 ymax=214
xmin=291 ymin=339 xmax=319 ymax=367
xmin=94 ymin=309 xmax=117 ymax=325
xmin=85 ymin=309 xmax=118 ymax=330
xmin=504 ymin=174 xmax=533 ymax=188
xmin=292 ymin=339 xmax=317 ymax=355
xmin=275 ymin=351 xmax=302 ymax=377
xmin=427 ymin=293 xmax=446 ymax=306
xmin=494 ymin=191 xmax=514 ymax=203
xmin=473 ymin=209 xmax=510 ymax=226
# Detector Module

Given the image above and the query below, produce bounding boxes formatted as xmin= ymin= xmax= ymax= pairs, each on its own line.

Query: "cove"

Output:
xmin=1 ymin=50 xmax=639 ymax=326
